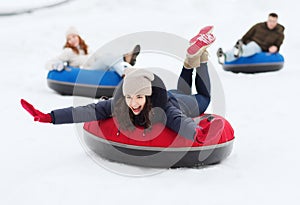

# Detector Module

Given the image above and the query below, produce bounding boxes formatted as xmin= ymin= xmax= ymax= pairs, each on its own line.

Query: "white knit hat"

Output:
xmin=122 ymin=68 xmax=154 ymax=96
xmin=65 ymin=26 xmax=79 ymax=37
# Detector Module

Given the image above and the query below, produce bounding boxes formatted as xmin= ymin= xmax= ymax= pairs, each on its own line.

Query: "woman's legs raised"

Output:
xmin=177 ymin=67 xmax=193 ymax=95
xmin=194 ymin=60 xmax=211 ymax=114
xmin=195 ymin=61 xmax=210 ymax=99
xmin=177 ymin=51 xmax=210 ymax=98
xmin=169 ymin=28 xmax=215 ymax=116
xmin=170 ymin=51 xmax=211 ymax=117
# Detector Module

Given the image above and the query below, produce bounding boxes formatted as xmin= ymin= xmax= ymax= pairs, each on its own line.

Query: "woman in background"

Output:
xmin=46 ymin=26 xmax=140 ymax=77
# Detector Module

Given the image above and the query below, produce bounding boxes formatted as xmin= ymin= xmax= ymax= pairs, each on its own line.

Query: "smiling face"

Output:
xmin=125 ymin=94 xmax=146 ymax=115
xmin=66 ymin=34 xmax=80 ymax=47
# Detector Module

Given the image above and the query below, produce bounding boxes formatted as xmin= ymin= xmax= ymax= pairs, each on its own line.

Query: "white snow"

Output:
xmin=1 ymin=0 xmax=300 ymax=204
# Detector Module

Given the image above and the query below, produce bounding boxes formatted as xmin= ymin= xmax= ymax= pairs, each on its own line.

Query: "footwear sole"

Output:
xmin=187 ymin=35 xmax=216 ymax=57
xmin=189 ymin=25 xmax=214 ymax=44
xmin=129 ymin=44 xmax=141 ymax=66
xmin=187 ymin=45 xmax=210 ymax=58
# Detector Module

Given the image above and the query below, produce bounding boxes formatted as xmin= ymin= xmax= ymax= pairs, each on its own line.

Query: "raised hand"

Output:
xmin=20 ymin=99 xmax=52 ymax=123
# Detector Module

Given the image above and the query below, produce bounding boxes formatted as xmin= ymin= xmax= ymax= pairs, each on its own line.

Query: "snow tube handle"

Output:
xmin=193 ymin=114 xmax=214 ymax=124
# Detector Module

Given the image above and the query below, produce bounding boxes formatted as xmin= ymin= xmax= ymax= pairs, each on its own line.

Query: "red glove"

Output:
xmin=194 ymin=126 xmax=205 ymax=144
xmin=20 ymin=99 xmax=52 ymax=123
xmin=194 ymin=119 xmax=224 ymax=144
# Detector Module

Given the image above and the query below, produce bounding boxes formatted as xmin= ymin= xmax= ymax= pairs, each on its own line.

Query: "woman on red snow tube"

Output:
xmin=21 ymin=27 xmax=234 ymax=168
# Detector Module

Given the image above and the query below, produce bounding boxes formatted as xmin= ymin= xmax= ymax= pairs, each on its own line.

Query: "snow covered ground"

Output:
xmin=1 ymin=0 xmax=300 ymax=204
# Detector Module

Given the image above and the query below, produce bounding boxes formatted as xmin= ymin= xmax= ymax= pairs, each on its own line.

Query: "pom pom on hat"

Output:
xmin=65 ymin=26 xmax=79 ymax=37
xmin=122 ymin=68 xmax=154 ymax=96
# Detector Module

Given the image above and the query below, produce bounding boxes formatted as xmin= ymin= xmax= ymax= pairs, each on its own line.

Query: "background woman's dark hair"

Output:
xmin=64 ymin=35 xmax=88 ymax=55
xmin=113 ymin=96 xmax=153 ymax=131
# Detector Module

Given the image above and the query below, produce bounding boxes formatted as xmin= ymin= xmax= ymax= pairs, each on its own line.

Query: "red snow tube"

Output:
xmin=83 ymin=114 xmax=234 ymax=168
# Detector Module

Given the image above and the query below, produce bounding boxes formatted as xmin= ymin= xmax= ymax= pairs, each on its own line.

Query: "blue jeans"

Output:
xmin=225 ymin=41 xmax=262 ymax=62
xmin=168 ymin=63 xmax=211 ymax=117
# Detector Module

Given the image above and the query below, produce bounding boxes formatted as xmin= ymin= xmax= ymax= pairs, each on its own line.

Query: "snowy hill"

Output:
xmin=1 ymin=0 xmax=299 ymax=204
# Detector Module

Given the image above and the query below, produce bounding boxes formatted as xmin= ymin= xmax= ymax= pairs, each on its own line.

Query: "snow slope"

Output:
xmin=1 ymin=0 xmax=300 ymax=204
xmin=0 ymin=0 xmax=73 ymax=16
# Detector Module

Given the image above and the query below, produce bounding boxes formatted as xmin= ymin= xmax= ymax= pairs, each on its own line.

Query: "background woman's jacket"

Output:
xmin=45 ymin=47 xmax=90 ymax=70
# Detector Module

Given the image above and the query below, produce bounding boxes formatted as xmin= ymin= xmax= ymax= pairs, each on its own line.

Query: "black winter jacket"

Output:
xmin=50 ymin=74 xmax=198 ymax=140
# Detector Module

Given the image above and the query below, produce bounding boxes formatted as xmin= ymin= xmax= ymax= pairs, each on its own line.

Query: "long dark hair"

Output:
xmin=113 ymin=96 xmax=153 ymax=131
xmin=112 ymin=74 xmax=168 ymax=131
xmin=63 ymin=35 xmax=88 ymax=55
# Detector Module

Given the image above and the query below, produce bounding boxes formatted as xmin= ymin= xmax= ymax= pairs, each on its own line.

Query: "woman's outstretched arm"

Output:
xmin=21 ymin=99 xmax=113 ymax=124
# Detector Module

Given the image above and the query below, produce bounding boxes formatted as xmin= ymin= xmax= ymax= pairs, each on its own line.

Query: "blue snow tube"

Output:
xmin=223 ymin=52 xmax=284 ymax=74
xmin=47 ymin=67 xmax=122 ymax=98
